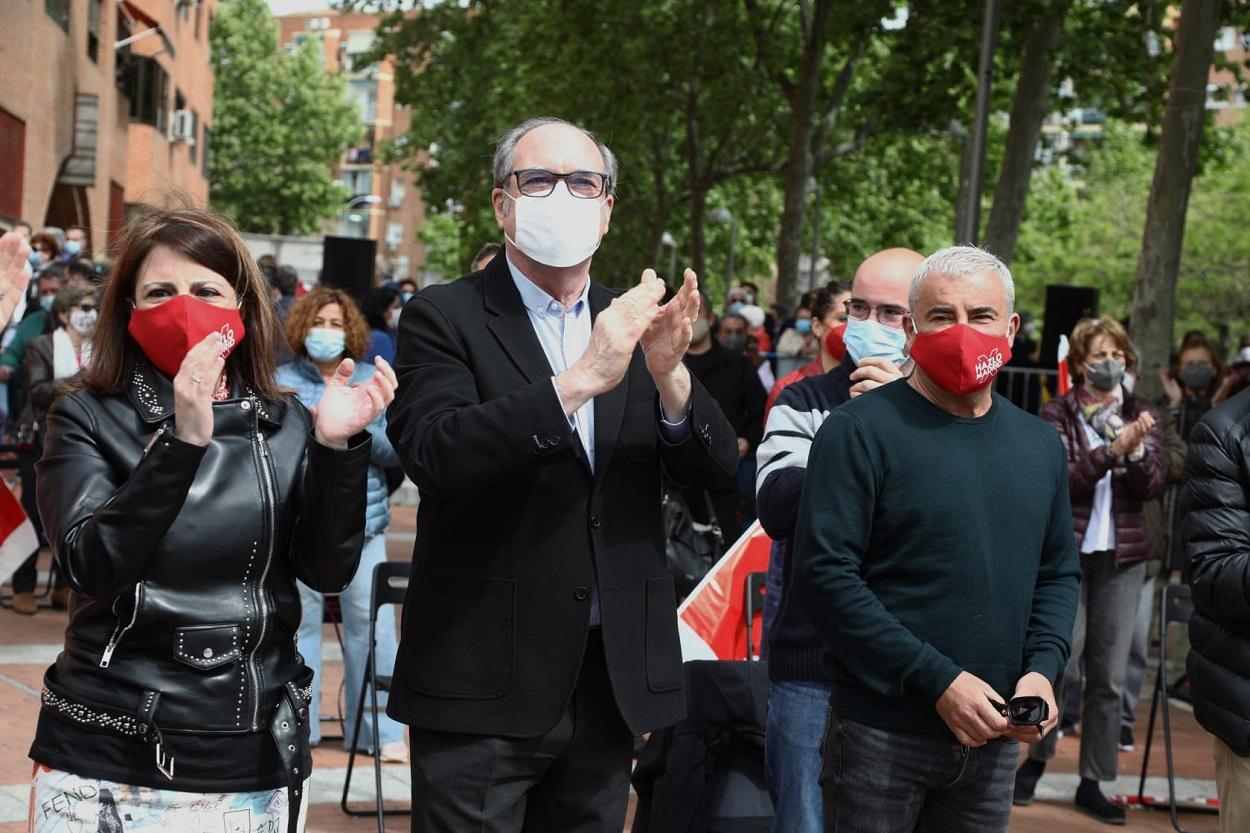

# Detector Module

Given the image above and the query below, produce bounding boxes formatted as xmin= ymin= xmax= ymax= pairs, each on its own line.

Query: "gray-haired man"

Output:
xmin=385 ymin=117 xmax=737 ymax=832
xmin=792 ymin=246 xmax=1080 ymax=832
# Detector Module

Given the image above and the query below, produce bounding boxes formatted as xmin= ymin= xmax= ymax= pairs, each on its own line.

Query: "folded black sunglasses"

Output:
xmin=989 ymin=696 xmax=1049 ymax=735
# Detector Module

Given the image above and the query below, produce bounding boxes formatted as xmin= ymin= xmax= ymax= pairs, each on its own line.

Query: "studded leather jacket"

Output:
xmin=32 ymin=359 xmax=370 ymax=827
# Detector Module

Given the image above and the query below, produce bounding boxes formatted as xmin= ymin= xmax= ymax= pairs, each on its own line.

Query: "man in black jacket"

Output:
xmin=1182 ymin=388 xmax=1250 ymax=833
xmin=386 ymin=116 xmax=738 ymax=833
xmin=681 ymin=292 xmax=766 ymax=538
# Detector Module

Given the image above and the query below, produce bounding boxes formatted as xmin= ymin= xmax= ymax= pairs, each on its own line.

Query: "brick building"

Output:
xmin=0 ymin=0 xmax=215 ymax=254
xmin=277 ymin=10 xmax=427 ymax=283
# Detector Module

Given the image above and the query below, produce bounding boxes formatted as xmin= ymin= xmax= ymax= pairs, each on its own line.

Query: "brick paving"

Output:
xmin=0 ymin=505 xmax=1223 ymax=831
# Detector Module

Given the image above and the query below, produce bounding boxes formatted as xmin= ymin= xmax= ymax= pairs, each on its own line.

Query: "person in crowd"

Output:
xmin=272 ymin=266 xmax=299 ymax=321
xmin=0 ymin=231 xmax=34 ymax=325
xmin=276 ymin=288 xmax=408 ymax=764
xmin=739 ymin=303 xmax=772 ymax=355
xmin=755 ymin=247 xmax=921 ymax=832
xmin=12 ymin=220 xmax=33 ymax=239
xmin=717 ymin=311 xmax=749 ymax=353
xmin=8 ymin=287 xmax=96 ymax=615
xmin=765 ymin=280 xmax=851 ymax=416
xmin=1161 ymin=332 xmax=1227 ymax=430
xmin=362 ymin=286 xmax=402 ymax=364
xmin=1182 ymin=387 xmax=1250 ymax=833
xmin=773 ymin=303 xmax=817 ymax=377
xmin=744 ymin=333 xmax=775 ymax=400
xmin=682 ymin=292 xmax=766 ymax=539
xmin=471 ymin=241 xmax=501 ymax=273
xmin=398 ymin=277 xmax=418 ymax=303
xmin=385 ymin=116 xmax=737 ymax=833
xmin=794 ymin=245 xmax=1080 ymax=832
xmin=63 ymin=226 xmax=89 ymax=259
xmin=1 ymin=267 xmax=63 ymax=383
xmin=27 ymin=208 xmax=393 ymax=833
xmin=1014 ymin=315 xmax=1165 ymax=823
xmin=28 ymin=233 xmax=60 ymax=277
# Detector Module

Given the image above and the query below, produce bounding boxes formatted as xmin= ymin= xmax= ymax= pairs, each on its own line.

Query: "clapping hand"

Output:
xmin=641 ymin=268 xmax=699 ymax=381
xmin=313 ymin=357 xmax=398 ymax=449
xmin=1109 ymin=411 xmax=1155 ymax=458
xmin=0 ymin=232 xmax=33 ymax=332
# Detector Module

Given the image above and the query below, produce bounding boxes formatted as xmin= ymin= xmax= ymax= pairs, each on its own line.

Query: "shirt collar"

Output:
xmin=506 ymin=256 xmax=590 ymax=318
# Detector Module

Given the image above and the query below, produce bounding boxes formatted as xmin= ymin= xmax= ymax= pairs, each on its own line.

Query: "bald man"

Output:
xmin=754 ymin=247 xmax=923 ymax=832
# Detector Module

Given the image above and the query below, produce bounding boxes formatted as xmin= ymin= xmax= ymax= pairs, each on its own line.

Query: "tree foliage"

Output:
xmin=209 ymin=0 xmax=362 ymax=235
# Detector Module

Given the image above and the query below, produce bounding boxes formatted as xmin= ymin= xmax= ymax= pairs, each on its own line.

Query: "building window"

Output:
xmin=202 ymin=126 xmax=211 ymax=176
xmin=189 ymin=110 xmax=200 ymax=165
xmin=127 ymin=56 xmax=169 ymax=131
xmin=87 ymin=0 xmax=102 ymax=61
xmin=45 ymin=0 xmax=70 ymax=31
xmin=0 ymin=109 xmax=26 ymax=220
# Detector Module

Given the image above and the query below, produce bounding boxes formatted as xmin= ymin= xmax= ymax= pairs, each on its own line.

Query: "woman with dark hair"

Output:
xmin=362 ymin=285 xmax=401 ymax=364
xmin=1015 ymin=315 xmax=1164 ymax=823
xmin=28 ymin=232 xmax=60 ymax=277
xmin=28 ymin=208 xmax=396 ymax=833
xmin=276 ymin=287 xmax=408 ymax=763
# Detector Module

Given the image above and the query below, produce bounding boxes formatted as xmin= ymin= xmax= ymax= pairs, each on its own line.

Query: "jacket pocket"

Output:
xmin=644 ymin=575 xmax=683 ymax=692
xmin=172 ymin=624 xmax=243 ymax=671
xmin=402 ymin=572 xmax=514 ymax=699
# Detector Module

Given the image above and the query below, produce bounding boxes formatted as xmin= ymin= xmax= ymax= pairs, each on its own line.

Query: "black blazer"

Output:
xmin=385 ymin=255 xmax=738 ymax=737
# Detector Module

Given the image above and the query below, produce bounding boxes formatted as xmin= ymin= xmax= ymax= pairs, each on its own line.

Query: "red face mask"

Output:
xmin=824 ymin=323 xmax=847 ymax=362
xmin=127 ymin=295 xmax=247 ymax=378
xmin=909 ymin=323 xmax=1012 ymax=396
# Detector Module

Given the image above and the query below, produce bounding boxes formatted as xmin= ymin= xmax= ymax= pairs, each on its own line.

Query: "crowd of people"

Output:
xmin=0 ymin=114 xmax=1245 ymax=833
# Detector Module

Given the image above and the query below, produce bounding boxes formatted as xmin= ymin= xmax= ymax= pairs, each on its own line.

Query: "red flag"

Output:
xmin=0 ymin=480 xmax=39 ymax=584
xmin=1057 ymin=334 xmax=1072 ymax=396
xmin=677 ymin=522 xmax=773 ymax=661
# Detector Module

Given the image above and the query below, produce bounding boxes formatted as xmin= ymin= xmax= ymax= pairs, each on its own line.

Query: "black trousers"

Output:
xmin=408 ymin=629 xmax=634 ymax=833
xmin=11 ymin=446 xmax=59 ymax=594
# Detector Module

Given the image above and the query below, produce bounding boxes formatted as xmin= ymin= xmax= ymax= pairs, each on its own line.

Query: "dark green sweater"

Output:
xmin=793 ymin=379 xmax=1079 ymax=738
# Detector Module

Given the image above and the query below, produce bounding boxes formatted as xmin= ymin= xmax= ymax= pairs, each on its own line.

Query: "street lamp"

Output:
xmin=345 ymin=194 xmax=381 ymax=239
xmin=708 ymin=207 xmax=736 ymax=289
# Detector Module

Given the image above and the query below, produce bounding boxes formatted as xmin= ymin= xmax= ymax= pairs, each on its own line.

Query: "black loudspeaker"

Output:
xmin=321 ymin=236 xmax=376 ymax=304
xmin=1040 ymin=285 xmax=1099 ymax=368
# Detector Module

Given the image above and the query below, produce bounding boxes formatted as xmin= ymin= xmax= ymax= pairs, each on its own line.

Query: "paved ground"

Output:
xmin=0 ymin=505 xmax=1223 ymax=832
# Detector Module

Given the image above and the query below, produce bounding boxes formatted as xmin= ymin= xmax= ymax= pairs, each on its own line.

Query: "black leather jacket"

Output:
xmin=34 ymin=359 xmax=370 ymax=825
xmin=1182 ymin=388 xmax=1250 ymax=757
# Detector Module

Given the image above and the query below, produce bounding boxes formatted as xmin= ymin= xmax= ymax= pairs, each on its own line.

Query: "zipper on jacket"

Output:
xmin=246 ymin=403 xmax=278 ymax=731
xmin=100 ymin=583 xmax=143 ymax=668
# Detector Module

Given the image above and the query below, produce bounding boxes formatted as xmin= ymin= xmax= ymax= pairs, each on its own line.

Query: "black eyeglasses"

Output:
xmin=77 ymin=303 xmax=97 ymax=312
xmin=990 ymin=696 xmax=1049 ymax=735
xmin=508 ymin=168 xmax=609 ymax=199
xmin=844 ymin=299 xmax=909 ymax=327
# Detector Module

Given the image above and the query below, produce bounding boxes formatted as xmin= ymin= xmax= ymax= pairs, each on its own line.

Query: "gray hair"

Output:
xmin=492 ymin=117 xmax=619 ymax=196
xmin=909 ymin=245 xmax=1015 ymax=315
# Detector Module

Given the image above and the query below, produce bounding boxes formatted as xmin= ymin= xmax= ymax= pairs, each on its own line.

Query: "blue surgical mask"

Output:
xmin=64 ymin=241 xmax=82 ymax=256
xmin=28 ymin=251 xmax=41 ymax=266
xmin=304 ymin=327 xmax=346 ymax=363
xmin=843 ymin=317 xmax=907 ymax=365
xmin=401 ymin=291 xmax=413 ymax=304
xmin=728 ymin=301 xmax=745 ymax=315
xmin=795 ymin=318 xmax=812 ymax=335
xmin=40 ymin=296 xmax=55 ymax=312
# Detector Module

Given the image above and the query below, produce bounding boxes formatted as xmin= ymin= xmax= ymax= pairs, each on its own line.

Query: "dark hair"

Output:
xmin=284 ymin=287 xmax=370 ymax=360
xmin=472 ymin=242 xmax=501 ymax=271
xmin=51 ymin=287 xmax=93 ymax=327
xmin=363 ymin=286 xmax=400 ymax=332
xmin=80 ymin=207 xmax=284 ymax=402
xmin=66 ymin=257 xmax=98 ymax=285
xmin=398 ymin=278 xmax=418 ymax=292
xmin=810 ymin=280 xmax=847 ymax=323
xmin=30 ymin=232 xmax=60 ymax=259
xmin=38 ymin=264 xmax=66 ymax=286
xmin=274 ymin=265 xmax=299 ymax=297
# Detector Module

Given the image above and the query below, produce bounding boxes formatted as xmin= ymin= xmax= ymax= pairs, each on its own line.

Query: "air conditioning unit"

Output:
xmin=171 ymin=110 xmax=196 ymax=144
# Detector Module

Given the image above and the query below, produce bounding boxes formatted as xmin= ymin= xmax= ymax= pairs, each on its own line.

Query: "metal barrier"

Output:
xmin=995 ymin=367 xmax=1058 ymax=416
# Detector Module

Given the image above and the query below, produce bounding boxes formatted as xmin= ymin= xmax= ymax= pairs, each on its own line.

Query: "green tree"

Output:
xmin=208 ymin=0 xmax=361 ymax=235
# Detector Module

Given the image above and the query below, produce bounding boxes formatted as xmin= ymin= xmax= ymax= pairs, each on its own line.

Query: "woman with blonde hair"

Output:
xmin=29 ymin=208 xmax=395 ymax=833
xmin=1014 ymin=315 xmax=1164 ymax=823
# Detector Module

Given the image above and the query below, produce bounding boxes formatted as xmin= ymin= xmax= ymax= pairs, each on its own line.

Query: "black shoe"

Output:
xmin=1119 ymin=726 xmax=1135 ymax=752
xmin=1075 ymin=778 xmax=1126 ymax=825
xmin=1013 ymin=758 xmax=1045 ymax=807
xmin=1057 ymin=716 xmax=1079 ymax=737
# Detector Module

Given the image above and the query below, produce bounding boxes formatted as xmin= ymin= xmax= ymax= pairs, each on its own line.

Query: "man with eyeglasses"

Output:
xmin=754 ymin=246 xmax=921 ymax=832
xmin=385 ymin=116 xmax=737 ymax=833
xmin=792 ymin=246 xmax=1079 ymax=832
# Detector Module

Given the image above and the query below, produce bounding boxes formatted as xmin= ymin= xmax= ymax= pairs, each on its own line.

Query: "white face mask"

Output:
xmin=504 ymin=186 xmax=605 ymax=268
xmin=387 ymin=307 xmax=402 ymax=330
xmin=69 ymin=309 xmax=97 ymax=336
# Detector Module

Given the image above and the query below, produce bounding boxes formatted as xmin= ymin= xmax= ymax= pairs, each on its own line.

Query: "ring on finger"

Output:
xmin=190 ymin=373 xmax=205 ymax=384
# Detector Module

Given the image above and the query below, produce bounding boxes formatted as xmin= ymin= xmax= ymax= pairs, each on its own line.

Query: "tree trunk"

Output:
xmin=774 ymin=52 xmax=822 ymax=311
xmin=982 ymin=3 xmax=1069 ymax=263
xmin=689 ymin=186 xmax=708 ymax=284
xmin=1128 ymin=0 xmax=1221 ymax=402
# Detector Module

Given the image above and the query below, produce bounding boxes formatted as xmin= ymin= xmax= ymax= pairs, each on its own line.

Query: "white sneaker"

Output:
xmin=379 ymin=741 xmax=409 ymax=764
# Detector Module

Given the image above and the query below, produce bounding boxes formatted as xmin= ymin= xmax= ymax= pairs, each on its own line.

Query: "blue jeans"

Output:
xmin=766 ymin=681 xmax=831 ymax=833
xmin=297 ymin=533 xmax=404 ymax=750
xmin=821 ymin=713 xmax=1018 ymax=833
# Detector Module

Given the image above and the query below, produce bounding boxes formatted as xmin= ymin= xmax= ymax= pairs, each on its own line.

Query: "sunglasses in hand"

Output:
xmin=989 ymin=696 xmax=1049 ymax=736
